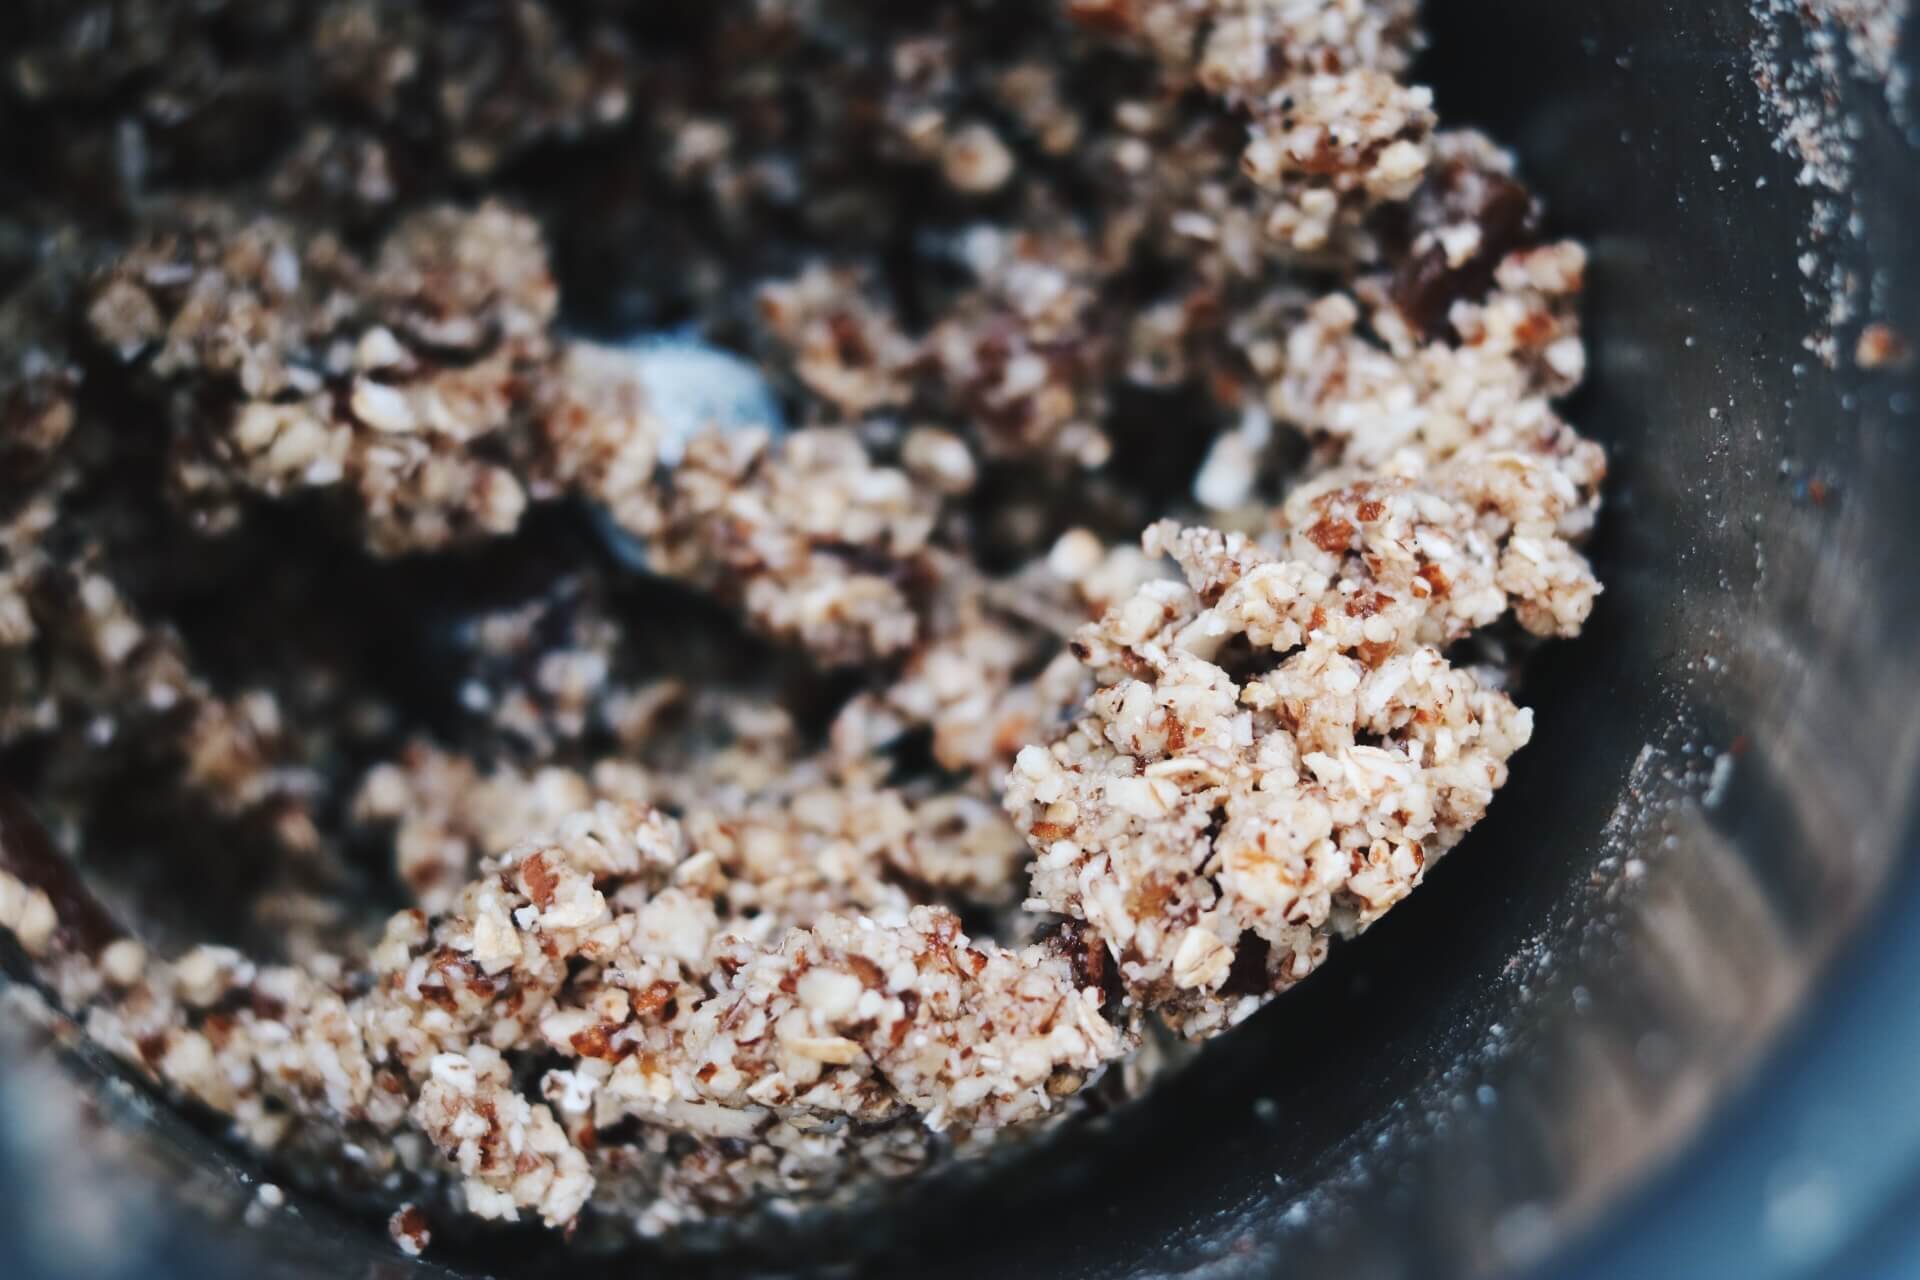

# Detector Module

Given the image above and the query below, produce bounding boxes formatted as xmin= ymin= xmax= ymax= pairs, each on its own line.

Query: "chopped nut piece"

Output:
xmin=1171 ymin=926 xmax=1234 ymax=991
xmin=389 ymin=1204 xmax=431 ymax=1257
xmin=943 ymin=123 xmax=1017 ymax=193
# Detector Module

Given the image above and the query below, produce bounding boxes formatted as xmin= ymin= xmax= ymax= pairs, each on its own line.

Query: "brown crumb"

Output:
xmin=388 ymin=1203 xmax=431 ymax=1257
xmin=1856 ymin=322 xmax=1913 ymax=370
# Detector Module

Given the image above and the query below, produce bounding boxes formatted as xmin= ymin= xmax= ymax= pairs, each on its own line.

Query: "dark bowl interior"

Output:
xmin=4 ymin=2 xmax=1919 ymax=1278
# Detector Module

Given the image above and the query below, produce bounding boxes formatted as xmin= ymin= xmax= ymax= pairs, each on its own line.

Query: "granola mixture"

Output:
xmin=0 ymin=0 xmax=1602 ymax=1248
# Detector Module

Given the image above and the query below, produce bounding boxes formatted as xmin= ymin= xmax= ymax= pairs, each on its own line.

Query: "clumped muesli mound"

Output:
xmin=0 ymin=0 xmax=1601 ymax=1247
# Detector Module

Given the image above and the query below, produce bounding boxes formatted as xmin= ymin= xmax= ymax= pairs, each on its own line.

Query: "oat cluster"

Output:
xmin=0 ymin=0 xmax=1602 ymax=1247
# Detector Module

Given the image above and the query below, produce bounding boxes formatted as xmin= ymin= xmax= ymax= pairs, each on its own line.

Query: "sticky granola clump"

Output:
xmin=1007 ymin=521 xmax=1539 ymax=1036
xmin=86 ymin=201 xmax=555 ymax=553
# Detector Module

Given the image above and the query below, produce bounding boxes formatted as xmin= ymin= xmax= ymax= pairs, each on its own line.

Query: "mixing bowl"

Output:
xmin=3 ymin=2 xmax=1917 ymax=1277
